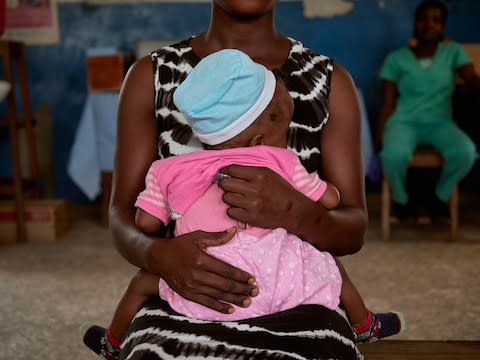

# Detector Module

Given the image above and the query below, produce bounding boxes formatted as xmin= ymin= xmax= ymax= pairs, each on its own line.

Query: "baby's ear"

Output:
xmin=249 ymin=134 xmax=264 ymax=147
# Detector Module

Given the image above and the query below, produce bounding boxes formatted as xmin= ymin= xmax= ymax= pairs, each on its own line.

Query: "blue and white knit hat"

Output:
xmin=173 ymin=49 xmax=276 ymax=145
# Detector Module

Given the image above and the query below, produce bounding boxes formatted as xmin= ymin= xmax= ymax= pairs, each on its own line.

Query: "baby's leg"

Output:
xmin=336 ymin=258 xmax=405 ymax=343
xmin=82 ymin=269 xmax=161 ymax=359
xmin=336 ymin=258 xmax=369 ymax=326
xmin=109 ymin=269 xmax=161 ymax=340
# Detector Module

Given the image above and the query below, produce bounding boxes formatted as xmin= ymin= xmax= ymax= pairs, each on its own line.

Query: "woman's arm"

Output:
xmin=375 ymin=80 xmax=397 ymax=152
xmin=109 ymin=56 xmax=257 ymax=314
xmin=109 ymin=56 xmax=160 ymax=269
xmin=457 ymin=63 xmax=480 ymax=90
xmin=220 ymin=64 xmax=367 ymax=256
xmin=295 ymin=63 xmax=367 ymax=255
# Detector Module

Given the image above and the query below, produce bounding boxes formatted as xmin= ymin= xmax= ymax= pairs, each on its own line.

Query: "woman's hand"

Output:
xmin=218 ymin=165 xmax=301 ymax=231
xmin=149 ymin=227 xmax=258 ymax=314
xmin=112 ymin=58 xmax=258 ymax=314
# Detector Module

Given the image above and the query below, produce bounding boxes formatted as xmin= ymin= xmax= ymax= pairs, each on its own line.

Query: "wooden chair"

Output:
xmin=381 ymin=149 xmax=459 ymax=241
xmin=0 ymin=40 xmax=40 ymax=242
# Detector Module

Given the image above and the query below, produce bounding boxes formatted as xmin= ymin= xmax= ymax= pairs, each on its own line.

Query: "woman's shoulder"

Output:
xmin=286 ymin=37 xmax=335 ymax=72
xmin=440 ymin=40 xmax=462 ymax=48
xmin=438 ymin=40 xmax=464 ymax=54
xmin=282 ymin=37 xmax=335 ymax=96
xmin=385 ymin=46 xmax=411 ymax=61
xmin=150 ymin=38 xmax=198 ymax=67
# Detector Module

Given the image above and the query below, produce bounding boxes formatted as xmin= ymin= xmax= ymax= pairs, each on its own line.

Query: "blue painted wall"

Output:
xmin=5 ymin=0 xmax=480 ymax=202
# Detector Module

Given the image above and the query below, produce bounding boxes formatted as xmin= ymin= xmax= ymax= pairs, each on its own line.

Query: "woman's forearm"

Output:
xmin=110 ymin=204 xmax=158 ymax=272
xmin=458 ymin=63 xmax=480 ymax=91
xmin=375 ymin=80 xmax=398 ymax=151
xmin=286 ymin=192 xmax=367 ymax=256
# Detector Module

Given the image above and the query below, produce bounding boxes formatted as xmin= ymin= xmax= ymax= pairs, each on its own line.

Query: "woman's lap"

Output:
xmin=120 ymin=297 xmax=362 ymax=360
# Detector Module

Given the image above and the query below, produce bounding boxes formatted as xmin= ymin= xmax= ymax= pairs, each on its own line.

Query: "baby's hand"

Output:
xmin=213 ymin=172 xmax=230 ymax=183
xmin=214 ymin=172 xmax=246 ymax=230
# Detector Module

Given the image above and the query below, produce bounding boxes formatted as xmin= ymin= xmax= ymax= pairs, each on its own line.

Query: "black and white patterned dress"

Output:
xmin=120 ymin=38 xmax=363 ymax=360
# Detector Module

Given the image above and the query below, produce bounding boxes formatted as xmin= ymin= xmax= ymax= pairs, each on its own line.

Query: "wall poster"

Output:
xmin=2 ymin=0 xmax=59 ymax=44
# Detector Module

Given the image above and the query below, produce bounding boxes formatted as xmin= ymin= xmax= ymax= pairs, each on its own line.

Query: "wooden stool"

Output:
xmin=381 ymin=149 xmax=459 ymax=241
xmin=0 ymin=40 xmax=40 ymax=242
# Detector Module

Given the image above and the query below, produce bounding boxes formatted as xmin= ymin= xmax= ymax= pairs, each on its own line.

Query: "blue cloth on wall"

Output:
xmin=67 ymin=92 xmax=118 ymax=200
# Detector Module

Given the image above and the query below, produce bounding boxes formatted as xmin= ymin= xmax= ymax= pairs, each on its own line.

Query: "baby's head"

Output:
xmin=173 ymin=49 xmax=293 ymax=150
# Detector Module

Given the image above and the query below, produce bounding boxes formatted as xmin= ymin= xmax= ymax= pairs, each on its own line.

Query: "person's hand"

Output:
xmin=149 ymin=227 xmax=258 ymax=314
xmin=218 ymin=165 xmax=300 ymax=230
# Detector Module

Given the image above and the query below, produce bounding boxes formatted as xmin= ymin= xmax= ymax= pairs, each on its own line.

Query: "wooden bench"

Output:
xmin=359 ymin=340 xmax=480 ymax=360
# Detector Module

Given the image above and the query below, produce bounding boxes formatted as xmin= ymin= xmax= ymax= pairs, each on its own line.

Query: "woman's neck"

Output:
xmin=191 ymin=5 xmax=290 ymax=69
xmin=412 ymin=40 xmax=439 ymax=58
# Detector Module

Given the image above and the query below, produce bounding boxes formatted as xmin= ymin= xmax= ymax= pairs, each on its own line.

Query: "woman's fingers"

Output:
xmin=187 ymin=294 xmax=234 ymax=314
xmin=187 ymin=270 xmax=257 ymax=309
xmin=222 ymin=192 xmax=252 ymax=211
xmin=218 ymin=165 xmax=296 ymax=229
xmin=196 ymin=230 xmax=256 ymax=285
xmin=219 ymin=177 xmax=256 ymax=197
xmin=220 ymin=164 xmax=257 ymax=181
xmin=159 ymin=230 xmax=259 ymax=312
xmin=196 ymin=227 xmax=237 ymax=248
xmin=199 ymin=256 xmax=257 ymax=293
xmin=184 ymin=293 xmax=252 ymax=315
xmin=175 ymin=255 xmax=258 ymax=313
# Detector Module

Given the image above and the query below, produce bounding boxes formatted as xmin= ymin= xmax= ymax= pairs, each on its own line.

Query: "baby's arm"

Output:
xmin=290 ymin=158 xmax=340 ymax=211
xmin=135 ymin=208 xmax=166 ymax=235
xmin=318 ymin=182 xmax=340 ymax=210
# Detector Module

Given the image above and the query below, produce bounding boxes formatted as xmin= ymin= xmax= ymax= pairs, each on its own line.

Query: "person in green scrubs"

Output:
xmin=377 ymin=0 xmax=480 ymax=219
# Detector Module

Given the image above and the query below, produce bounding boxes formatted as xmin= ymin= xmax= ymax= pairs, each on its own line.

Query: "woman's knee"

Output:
xmin=443 ymin=140 xmax=478 ymax=169
xmin=380 ymin=144 xmax=413 ymax=168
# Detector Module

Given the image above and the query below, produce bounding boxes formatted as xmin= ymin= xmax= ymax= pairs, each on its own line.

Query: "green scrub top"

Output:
xmin=379 ymin=42 xmax=471 ymax=125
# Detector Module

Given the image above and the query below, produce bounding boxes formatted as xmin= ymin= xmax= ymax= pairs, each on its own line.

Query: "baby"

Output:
xmin=82 ymin=49 xmax=404 ymax=360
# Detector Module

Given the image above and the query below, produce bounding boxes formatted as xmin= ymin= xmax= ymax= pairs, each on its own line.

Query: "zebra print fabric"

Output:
xmin=120 ymin=39 xmax=363 ymax=359
xmin=120 ymin=298 xmax=363 ymax=360
xmin=152 ymin=37 xmax=333 ymax=174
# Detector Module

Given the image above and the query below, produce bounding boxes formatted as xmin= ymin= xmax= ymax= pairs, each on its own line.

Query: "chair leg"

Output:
xmin=449 ymin=185 xmax=459 ymax=241
xmin=7 ymin=112 xmax=27 ymax=242
xmin=16 ymin=43 xmax=40 ymax=197
xmin=381 ymin=177 xmax=391 ymax=241
xmin=3 ymin=42 xmax=27 ymax=242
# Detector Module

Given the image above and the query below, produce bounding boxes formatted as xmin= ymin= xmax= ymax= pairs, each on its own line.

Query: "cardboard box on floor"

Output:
xmin=0 ymin=199 xmax=69 ymax=244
